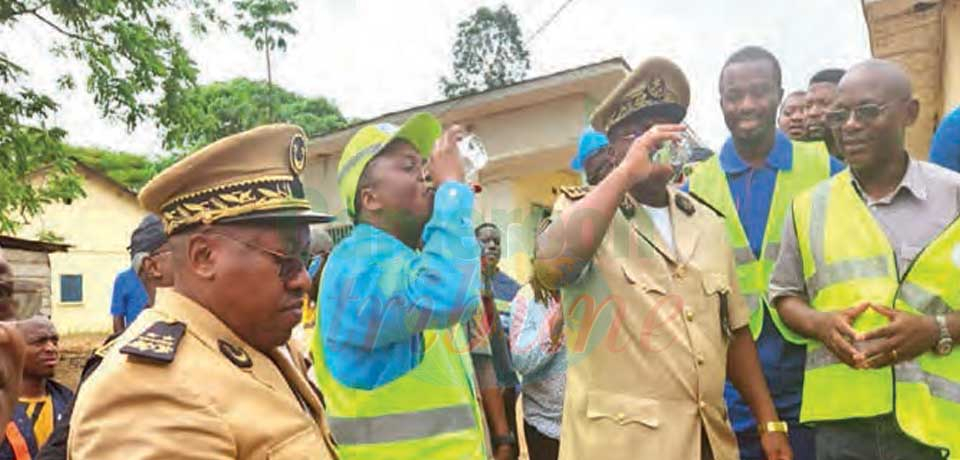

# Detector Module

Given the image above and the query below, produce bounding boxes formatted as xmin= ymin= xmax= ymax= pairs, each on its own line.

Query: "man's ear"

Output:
xmin=358 ymin=188 xmax=383 ymax=214
xmin=186 ymin=233 xmax=217 ymax=280
xmin=142 ymin=257 xmax=162 ymax=281
xmin=903 ymin=98 xmax=920 ymax=127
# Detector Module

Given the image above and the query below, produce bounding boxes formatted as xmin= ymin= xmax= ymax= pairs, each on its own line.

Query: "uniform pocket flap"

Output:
xmin=586 ymin=390 xmax=660 ymax=428
xmin=621 ymin=264 xmax=667 ymax=295
xmin=268 ymin=426 xmax=323 ymax=459
xmin=701 ymin=272 xmax=730 ymax=295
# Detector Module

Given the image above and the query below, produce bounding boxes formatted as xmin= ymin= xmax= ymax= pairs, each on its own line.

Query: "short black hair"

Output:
xmin=719 ymin=46 xmax=782 ymax=89
xmin=809 ymin=68 xmax=845 ymax=86
xmin=475 ymin=222 xmax=499 ymax=236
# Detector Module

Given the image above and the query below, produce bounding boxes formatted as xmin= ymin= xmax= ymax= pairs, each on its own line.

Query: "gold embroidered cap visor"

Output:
xmin=139 ymin=123 xmax=334 ymax=235
xmin=337 ymin=112 xmax=443 ymax=217
xmin=590 ymin=56 xmax=691 ymax=133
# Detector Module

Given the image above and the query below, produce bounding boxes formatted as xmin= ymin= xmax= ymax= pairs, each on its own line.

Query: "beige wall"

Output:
xmin=17 ymin=170 xmax=146 ymax=333
xmin=476 ymin=169 xmax=579 ymax=284
xmin=944 ymin=0 xmax=960 ymax=115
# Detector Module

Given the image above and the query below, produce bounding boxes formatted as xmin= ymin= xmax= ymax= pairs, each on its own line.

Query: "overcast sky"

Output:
xmin=4 ymin=0 xmax=871 ymax=157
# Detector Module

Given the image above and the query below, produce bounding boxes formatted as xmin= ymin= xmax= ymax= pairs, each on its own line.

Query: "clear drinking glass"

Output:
xmin=650 ymin=131 xmax=694 ymax=172
xmin=457 ymin=134 xmax=488 ymax=182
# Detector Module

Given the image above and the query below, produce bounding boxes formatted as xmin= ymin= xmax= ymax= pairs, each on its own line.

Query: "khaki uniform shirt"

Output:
xmin=544 ymin=188 xmax=749 ymax=460
xmin=68 ymin=289 xmax=338 ymax=460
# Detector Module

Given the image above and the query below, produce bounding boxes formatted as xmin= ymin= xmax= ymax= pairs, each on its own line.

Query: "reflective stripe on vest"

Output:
xmin=795 ymin=170 xmax=960 ymax=456
xmin=312 ymin=309 xmax=487 ymax=459
xmin=4 ymin=422 xmax=31 ymax=460
xmin=687 ymin=141 xmax=831 ymax=342
xmin=328 ymin=404 xmax=477 ymax=445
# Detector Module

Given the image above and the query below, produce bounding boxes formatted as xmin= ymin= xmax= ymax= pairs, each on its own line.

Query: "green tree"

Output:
xmin=0 ymin=0 xmax=223 ymax=232
xmin=234 ymin=0 xmax=297 ymax=120
xmin=440 ymin=4 xmax=530 ymax=98
xmin=160 ymin=77 xmax=347 ymax=152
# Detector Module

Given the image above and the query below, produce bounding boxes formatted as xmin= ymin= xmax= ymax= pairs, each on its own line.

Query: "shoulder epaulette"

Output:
xmin=555 ymin=185 xmax=591 ymax=201
xmin=94 ymin=331 xmax=125 ymax=358
xmin=684 ymin=191 xmax=725 ymax=218
xmin=119 ymin=321 xmax=186 ymax=364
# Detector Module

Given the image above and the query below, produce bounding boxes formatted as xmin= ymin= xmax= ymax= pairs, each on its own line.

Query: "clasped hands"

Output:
xmin=814 ymin=302 xmax=940 ymax=369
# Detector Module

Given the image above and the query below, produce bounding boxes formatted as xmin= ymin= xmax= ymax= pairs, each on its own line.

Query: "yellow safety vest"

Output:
xmin=687 ymin=140 xmax=832 ymax=341
xmin=312 ymin=310 xmax=488 ymax=459
xmin=793 ymin=170 xmax=960 ymax=457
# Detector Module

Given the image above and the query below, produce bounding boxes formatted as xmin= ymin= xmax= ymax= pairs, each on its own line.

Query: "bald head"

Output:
xmin=832 ymin=58 xmax=919 ymax=174
xmin=840 ymin=59 xmax=912 ymax=100
xmin=16 ymin=316 xmax=55 ymax=338
xmin=17 ymin=316 xmax=58 ymax=380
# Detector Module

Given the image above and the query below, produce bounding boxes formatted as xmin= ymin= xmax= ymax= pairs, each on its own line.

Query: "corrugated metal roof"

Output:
xmin=0 ymin=236 xmax=70 ymax=253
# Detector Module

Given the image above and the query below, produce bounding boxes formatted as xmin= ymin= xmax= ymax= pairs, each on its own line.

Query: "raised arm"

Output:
xmin=534 ymin=125 xmax=683 ymax=289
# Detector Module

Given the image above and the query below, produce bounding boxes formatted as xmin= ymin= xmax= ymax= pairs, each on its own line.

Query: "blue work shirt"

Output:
xmin=109 ymin=267 xmax=148 ymax=327
xmin=713 ymin=132 xmax=844 ymax=432
xmin=930 ymin=105 xmax=960 ymax=173
xmin=319 ymin=182 xmax=482 ymax=390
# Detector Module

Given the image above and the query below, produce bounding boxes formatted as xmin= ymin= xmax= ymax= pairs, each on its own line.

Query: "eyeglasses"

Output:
xmin=824 ymin=103 xmax=891 ymax=128
xmin=208 ymin=232 xmax=315 ymax=281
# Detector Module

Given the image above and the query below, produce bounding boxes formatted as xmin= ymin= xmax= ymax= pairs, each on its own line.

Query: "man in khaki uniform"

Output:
xmin=68 ymin=125 xmax=339 ymax=459
xmin=535 ymin=58 xmax=791 ymax=460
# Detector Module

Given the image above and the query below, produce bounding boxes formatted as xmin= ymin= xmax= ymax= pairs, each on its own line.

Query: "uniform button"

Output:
xmin=699 ymin=400 xmax=707 ymax=410
xmin=674 ymin=266 xmax=687 ymax=278
xmin=685 ymin=309 xmax=694 ymax=322
xmin=616 ymin=412 xmax=626 ymax=423
xmin=697 ymin=354 xmax=705 ymax=365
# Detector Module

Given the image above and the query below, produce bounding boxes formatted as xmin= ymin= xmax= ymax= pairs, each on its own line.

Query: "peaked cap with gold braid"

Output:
xmin=139 ymin=124 xmax=333 ymax=234
xmin=590 ymin=57 xmax=690 ymax=134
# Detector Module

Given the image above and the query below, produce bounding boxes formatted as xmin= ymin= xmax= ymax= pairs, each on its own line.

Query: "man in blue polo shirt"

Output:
xmin=109 ymin=215 xmax=162 ymax=333
xmin=687 ymin=46 xmax=844 ymax=460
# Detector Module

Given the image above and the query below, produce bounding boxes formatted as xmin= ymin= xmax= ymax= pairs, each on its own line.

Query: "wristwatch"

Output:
xmin=492 ymin=432 xmax=517 ymax=448
xmin=757 ymin=421 xmax=789 ymax=435
xmin=934 ymin=315 xmax=954 ymax=356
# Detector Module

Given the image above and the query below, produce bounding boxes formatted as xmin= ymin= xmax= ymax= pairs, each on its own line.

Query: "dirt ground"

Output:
xmin=58 ymin=333 xmax=110 ymax=391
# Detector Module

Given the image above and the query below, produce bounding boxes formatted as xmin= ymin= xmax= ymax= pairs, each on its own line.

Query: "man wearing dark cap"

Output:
xmin=805 ymin=68 xmax=846 ymax=159
xmin=68 ymin=125 xmax=338 ymax=459
xmin=109 ymin=215 xmax=165 ymax=333
xmin=535 ymin=57 xmax=790 ymax=460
